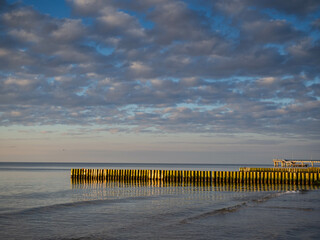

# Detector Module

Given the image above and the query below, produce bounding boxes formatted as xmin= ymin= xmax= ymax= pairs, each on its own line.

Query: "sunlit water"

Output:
xmin=0 ymin=162 xmax=320 ymax=239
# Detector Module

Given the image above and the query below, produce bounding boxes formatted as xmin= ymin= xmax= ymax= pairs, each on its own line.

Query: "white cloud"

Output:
xmin=258 ymin=77 xmax=277 ymax=85
xmin=51 ymin=19 xmax=84 ymax=42
xmin=10 ymin=111 xmax=22 ymax=117
xmin=4 ymin=77 xmax=34 ymax=86
xmin=129 ymin=61 xmax=152 ymax=76
xmin=9 ymin=29 xmax=40 ymax=43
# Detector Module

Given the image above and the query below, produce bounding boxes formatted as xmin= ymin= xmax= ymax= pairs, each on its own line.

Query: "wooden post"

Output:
xmin=226 ymin=171 xmax=229 ymax=183
xmin=233 ymin=171 xmax=237 ymax=183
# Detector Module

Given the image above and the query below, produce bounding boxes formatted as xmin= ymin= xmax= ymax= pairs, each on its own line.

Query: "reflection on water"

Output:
xmin=71 ymin=178 xmax=319 ymax=192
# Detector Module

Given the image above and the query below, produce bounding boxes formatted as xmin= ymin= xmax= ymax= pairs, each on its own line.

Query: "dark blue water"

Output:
xmin=0 ymin=162 xmax=320 ymax=239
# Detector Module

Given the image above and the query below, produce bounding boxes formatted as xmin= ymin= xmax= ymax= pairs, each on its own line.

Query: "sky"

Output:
xmin=0 ymin=0 xmax=320 ymax=164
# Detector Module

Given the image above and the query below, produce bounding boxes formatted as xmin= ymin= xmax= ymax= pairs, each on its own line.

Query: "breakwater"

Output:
xmin=71 ymin=168 xmax=320 ymax=185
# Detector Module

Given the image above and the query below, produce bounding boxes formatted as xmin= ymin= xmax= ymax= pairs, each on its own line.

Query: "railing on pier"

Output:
xmin=273 ymin=159 xmax=320 ymax=167
xmin=240 ymin=167 xmax=320 ymax=173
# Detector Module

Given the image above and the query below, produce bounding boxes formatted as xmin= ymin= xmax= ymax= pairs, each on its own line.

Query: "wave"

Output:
xmin=0 ymin=189 xmax=72 ymax=200
xmin=180 ymin=190 xmax=304 ymax=224
xmin=180 ymin=202 xmax=247 ymax=224
xmin=251 ymin=191 xmax=286 ymax=203
xmin=0 ymin=195 xmax=154 ymax=218
xmin=265 ymin=206 xmax=314 ymax=211
xmin=0 ymin=167 xmax=71 ymax=171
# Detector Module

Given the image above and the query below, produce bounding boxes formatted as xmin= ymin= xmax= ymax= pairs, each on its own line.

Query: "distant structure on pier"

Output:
xmin=273 ymin=159 xmax=320 ymax=167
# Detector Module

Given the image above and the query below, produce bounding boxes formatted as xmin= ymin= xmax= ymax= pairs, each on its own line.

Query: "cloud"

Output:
xmin=242 ymin=19 xmax=303 ymax=44
xmin=51 ymin=19 xmax=85 ymax=43
xmin=0 ymin=0 xmax=319 ymax=141
xmin=213 ymin=0 xmax=320 ymax=17
xmin=96 ymin=6 xmax=146 ymax=39
xmin=147 ymin=1 xmax=210 ymax=44
xmin=247 ymin=0 xmax=320 ymax=16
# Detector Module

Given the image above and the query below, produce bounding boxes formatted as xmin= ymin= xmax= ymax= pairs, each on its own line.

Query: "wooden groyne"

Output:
xmin=71 ymin=168 xmax=320 ymax=185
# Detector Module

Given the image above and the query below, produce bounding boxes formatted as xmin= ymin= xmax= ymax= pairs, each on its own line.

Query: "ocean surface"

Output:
xmin=0 ymin=162 xmax=320 ymax=240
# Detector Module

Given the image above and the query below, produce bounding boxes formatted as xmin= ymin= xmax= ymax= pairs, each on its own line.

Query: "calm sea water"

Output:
xmin=0 ymin=162 xmax=320 ymax=240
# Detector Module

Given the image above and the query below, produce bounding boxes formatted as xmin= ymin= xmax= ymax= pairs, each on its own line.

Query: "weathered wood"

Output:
xmin=71 ymin=167 xmax=320 ymax=185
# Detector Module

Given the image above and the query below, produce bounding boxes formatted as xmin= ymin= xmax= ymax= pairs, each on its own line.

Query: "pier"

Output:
xmin=273 ymin=159 xmax=320 ymax=167
xmin=71 ymin=168 xmax=320 ymax=185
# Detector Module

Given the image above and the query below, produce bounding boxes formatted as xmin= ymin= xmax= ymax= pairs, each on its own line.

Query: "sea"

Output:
xmin=0 ymin=162 xmax=320 ymax=240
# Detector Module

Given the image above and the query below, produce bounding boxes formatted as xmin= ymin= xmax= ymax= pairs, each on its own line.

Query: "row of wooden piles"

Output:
xmin=71 ymin=168 xmax=320 ymax=185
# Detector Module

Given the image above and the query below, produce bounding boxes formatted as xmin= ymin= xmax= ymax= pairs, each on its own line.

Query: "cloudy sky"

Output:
xmin=0 ymin=0 xmax=320 ymax=163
